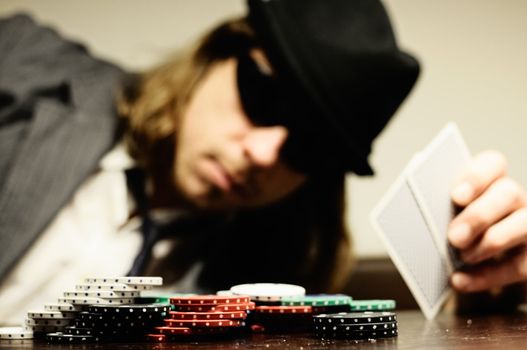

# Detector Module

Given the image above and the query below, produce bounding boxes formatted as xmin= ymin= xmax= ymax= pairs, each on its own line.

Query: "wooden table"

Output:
xmin=2 ymin=310 xmax=527 ymax=349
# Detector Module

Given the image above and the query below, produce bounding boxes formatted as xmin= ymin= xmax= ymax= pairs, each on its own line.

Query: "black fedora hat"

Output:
xmin=247 ymin=0 xmax=420 ymax=175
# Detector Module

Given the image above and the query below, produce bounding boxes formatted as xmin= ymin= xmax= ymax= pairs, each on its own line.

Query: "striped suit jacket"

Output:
xmin=0 ymin=14 xmax=125 ymax=280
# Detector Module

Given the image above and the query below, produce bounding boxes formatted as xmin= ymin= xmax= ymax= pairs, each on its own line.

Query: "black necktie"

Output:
xmin=125 ymin=168 xmax=157 ymax=276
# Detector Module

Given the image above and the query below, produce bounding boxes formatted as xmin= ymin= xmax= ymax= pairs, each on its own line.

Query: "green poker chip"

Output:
xmin=349 ymin=299 xmax=396 ymax=311
xmin=281 ymin=294 xmax=352 ymax=307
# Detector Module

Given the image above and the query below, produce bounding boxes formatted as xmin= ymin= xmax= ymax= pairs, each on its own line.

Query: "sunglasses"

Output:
xmin=236 ymin=53 xmax=342 ymax=175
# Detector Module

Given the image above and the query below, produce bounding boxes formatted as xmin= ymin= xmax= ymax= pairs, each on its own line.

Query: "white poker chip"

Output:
xmin=24 ymin=318 xmax=73 ymax=327
xmin=230 ymin=283 xmax=306 ymax=301
xmin=58 ymin=297 xmax=135 ymax=305
xmin=75 ymin=283 xmax=153 ymax=291
xmin=44 ymin=303 xmax=82 ymax=312
xmin=0 ymin=327 xmax=33 ymax=340
xmin=84 ymin=277 xmax=162 ymax=285
xmin=27 ymin=310 xmax=76 ymax=319
xmin=63 ymin=290 xmax=140 ymax=298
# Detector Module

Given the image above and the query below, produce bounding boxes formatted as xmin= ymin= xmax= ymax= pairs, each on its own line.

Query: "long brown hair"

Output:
xmin=118 ymin=17 xmax=354 ymax=292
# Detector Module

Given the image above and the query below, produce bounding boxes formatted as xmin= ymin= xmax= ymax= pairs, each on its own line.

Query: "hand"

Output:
xmin=448 ymin=150 xmax=527 ymax=292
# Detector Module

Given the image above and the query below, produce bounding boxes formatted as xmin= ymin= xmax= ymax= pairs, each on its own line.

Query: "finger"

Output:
xmin=462 ymin=208 xmax=527 ymax=264
xmin=451 ymin=150 xmax=507 ymax=207
xmin=448 ymin=177 xmax=527 ymax=249
xmin=451 ymin=247 xmax=527 ymax=293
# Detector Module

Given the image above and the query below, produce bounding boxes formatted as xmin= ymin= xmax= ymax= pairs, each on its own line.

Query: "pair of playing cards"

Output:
xmin=371 ymin=122 xmax=471 ymax=319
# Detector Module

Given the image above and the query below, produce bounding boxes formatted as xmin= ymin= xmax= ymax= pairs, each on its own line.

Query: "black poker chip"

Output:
xmin=63 ymin=326 xmax=93 ymax=336
xmin=311 ymin=305 xmax=351 ymax=314
xmin=78 ymin=311 xmax=165 ymax=322
xmin=74 ymin=318 xmax=161 ymax=330
xmin=314 ymin=321 xmax=397 ymax=333
xmin=87 ymin=303 xmax=170 ymax=315
xmin=314 ymin=328 xmax=398 ymax=340
xmin=46 ymin=332 xmax=94 ymax=343
xmin=313 ymin=312 xmax=397 ymax=325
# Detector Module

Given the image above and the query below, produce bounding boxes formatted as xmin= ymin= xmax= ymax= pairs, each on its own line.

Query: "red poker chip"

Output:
xmin=169 ymin=311 xmax=247 ymax=320
xmin=165 ymin=319 xmax=241 ymax=328
xmin=146 ymin=334 xmax=167 ymax=342
xmin=170 ymin=295 xmax=251 ymax=305
xmin=173 ymin=302 xmax=256 ymax=312
xmin=155 ymin=326 xmax=192 ymax=335
xmin=254 ymin=305 xmax=313 ymax=314
xmin=250 ymin=324 xmax=266 ymax=333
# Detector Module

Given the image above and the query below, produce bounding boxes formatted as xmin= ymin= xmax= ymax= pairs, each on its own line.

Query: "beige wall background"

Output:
xmin=1 ymin=0 xmax=526 ymax=257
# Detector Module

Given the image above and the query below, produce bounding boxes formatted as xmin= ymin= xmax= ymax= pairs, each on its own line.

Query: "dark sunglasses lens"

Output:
xmin=236 ymin=54 xmax=281 ymax=126
xmin=237 ymin=54 xmax=337 ymax=174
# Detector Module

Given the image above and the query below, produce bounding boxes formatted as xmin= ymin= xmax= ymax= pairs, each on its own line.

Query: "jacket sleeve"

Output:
xmin=0 ymin=13 xmax=100 ymax=112
xmin=0 ymin=13 xmax=107 ymax=176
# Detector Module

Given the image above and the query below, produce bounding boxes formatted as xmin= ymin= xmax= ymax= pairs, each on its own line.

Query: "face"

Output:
xmin=173 ymin=51 xmax=307 ymax=209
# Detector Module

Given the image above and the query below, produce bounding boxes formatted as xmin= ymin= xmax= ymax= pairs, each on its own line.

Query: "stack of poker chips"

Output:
xmin=312 ymin=311 xmax=398 ymax=340
xmin=147 ymin=295 xmax=254 ymax=342
xmin=251 ymin=305 xmax=313 ymax=333
xmin=43 ymin=276 xmax=165 ymax=343
xmin=5 ymin=276 xmax=162 ymax=343
xmin=51 ymin=303 xmax=171 ymax=343
xmin=226 ymin=283 xmax=314 ymax=333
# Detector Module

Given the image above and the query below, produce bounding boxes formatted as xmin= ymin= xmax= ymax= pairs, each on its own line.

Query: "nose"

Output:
xmin=242 ymin=126 xmax=288 ymax=168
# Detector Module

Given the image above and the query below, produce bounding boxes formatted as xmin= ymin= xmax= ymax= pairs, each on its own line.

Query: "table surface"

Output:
xmin=2 ymin=310 xmax=527 ymax=349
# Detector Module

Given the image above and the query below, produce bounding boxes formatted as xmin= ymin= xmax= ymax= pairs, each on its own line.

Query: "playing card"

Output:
xmin=371 ymin=165 xmax=451 ymax=320
xmin=370 ymin=123 xmax=472 ymax=319
xmin=406 ymin=122 xmax=471 ymax=270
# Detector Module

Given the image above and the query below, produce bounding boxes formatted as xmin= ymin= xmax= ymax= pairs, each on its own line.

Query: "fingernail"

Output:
xmin=452 ymin=182 xmax=474 ymax=204
xmin=451 ymin=273 xmax=469 ymax=290
xmin=448 ymin=223 xmax=471 ymax=246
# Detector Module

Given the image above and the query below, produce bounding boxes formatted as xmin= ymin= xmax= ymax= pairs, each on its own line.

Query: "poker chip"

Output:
xmin=147 ymin=333 xmax=167 ymax=342
xmin=313 ymin=312 xmax=397 ymax=325
xmin=255 ymin=305 xmax=312 ymax=314
xmin=63 ymin=290 xmax=140 ymax=298
xmin=281 ymin=294 xmax=352 ymax=307
xmin=87 ymin=303 xmax=170 ymax=314
xmin=349 ymin=299 xmax=396 ymax=311
xmin=135 ymin=296 xmax=170 ymax=304
xmin=27 ymin=310 xmax=76 ymax=319
xmin=84 ymin=277 xmax=162 ymax=285
xmin=64 ymin=326 xmax=94 ymax=336
xmin=23 ymin=325 xmax=62 ymax=333
xmin=75 ymin=318 xmax=161 ymax=330
xmin=170 ymin=295 xmax=251 ymax=305
xmin=216 ymin=290 xmax=235 ymax=296
xmin=44 ymin=303 xmax=83 ymax=312
xmin=155 ymin=326 xmax=192 ymax=335
xmin=58 ymin=297 xmax=135 ymax=305
xmin=24 ymin=318 xmax=73 ymax=327
xmin=230 ymin=283 xmax=305 ymax=301
xmin=315 ymin=328 xmax=398 ymax=340
xmin=311 ymin=305 xmax=351 ymax=314
xmin=75 ymin=283 xmax=153 ymax=291
xmin=169 ymin=311 xmax=247 ymax=320
xmin=165 ymin=319 xmax=241 ymax=328
xmin=0 ymin=327 xmax=33 ymax=340
xmin=46 ymin=332 xmax=94 ymax=343
xmin=78 ymin=311 xmax=165 ymax=323
xmin=314 ymin=321 xmax=397 ymax=333
xmin=173 ymin=302 xmax=256 ymax=312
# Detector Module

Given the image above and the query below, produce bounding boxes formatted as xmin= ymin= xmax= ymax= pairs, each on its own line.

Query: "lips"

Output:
xmin=198 ymin=158 xmax=254 ymax=199
xmin=200 ymin=158 xmax=233 ymax=192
